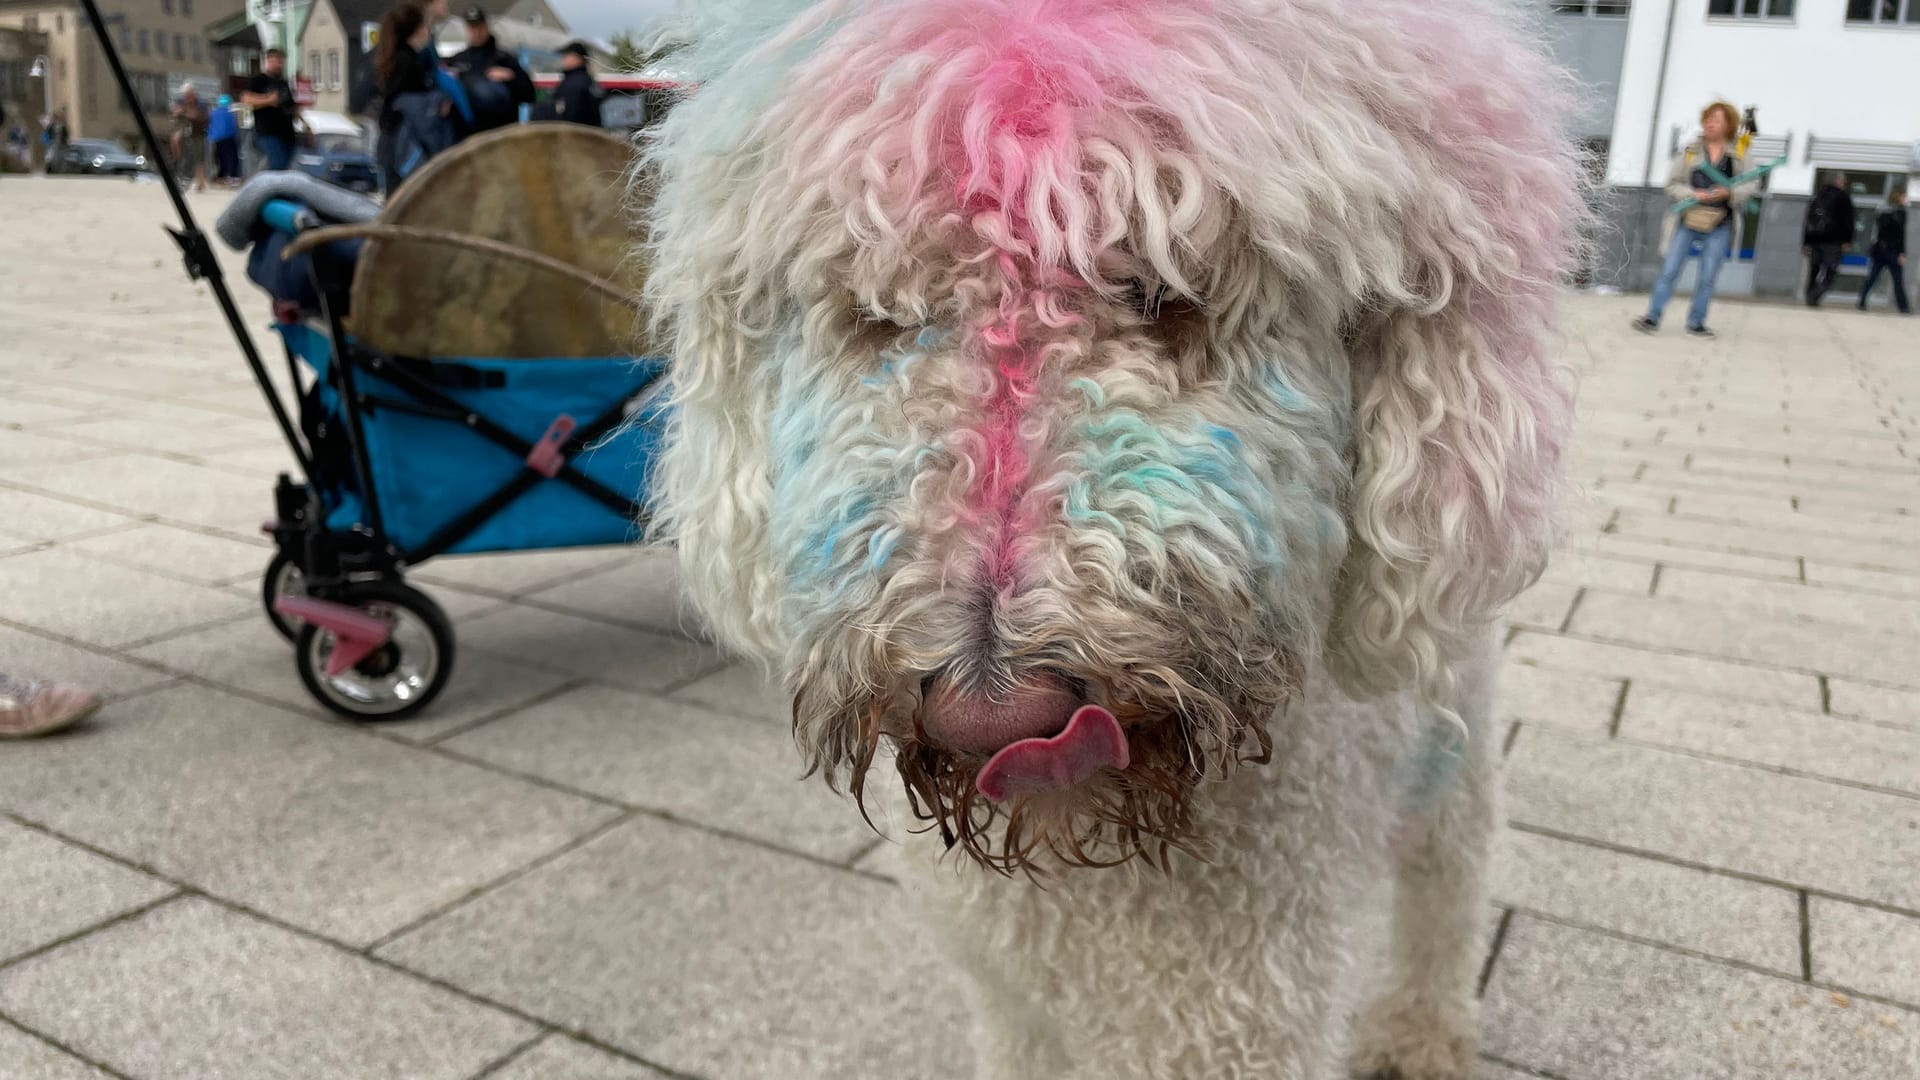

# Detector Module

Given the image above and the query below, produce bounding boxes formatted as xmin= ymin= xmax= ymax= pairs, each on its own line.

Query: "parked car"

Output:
xmin=292 ymin=111 xmax=377 ymax=193
xmin=59 ymin=138 xmax=147 ymax=176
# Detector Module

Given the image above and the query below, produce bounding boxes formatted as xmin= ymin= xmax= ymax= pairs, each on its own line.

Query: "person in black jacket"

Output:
xmin=1857 ymin=187 xmax=1909 ymax=314
xmin=375 ymin=3 xmax=456 ymax=195
xmin=447 ymin=8 xmax=534 ymax=133
xmin=547 ymin=41 xmax=603 ymax=128
xmin=1802 ymin=173 xmax=1857 ymax=307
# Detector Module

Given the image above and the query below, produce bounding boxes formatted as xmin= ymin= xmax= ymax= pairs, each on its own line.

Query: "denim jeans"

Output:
xmin=1858 ymin=255 xmax=1910 ymax=313
xmin=1646 ymin=222 xmax=1731 ymax=329
xmin=254 ymin=133 xmax=291 ymax=171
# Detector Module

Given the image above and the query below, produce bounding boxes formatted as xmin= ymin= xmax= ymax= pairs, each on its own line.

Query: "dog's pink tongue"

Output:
xmin=976 ymin=704 xmax=1130 ymax=804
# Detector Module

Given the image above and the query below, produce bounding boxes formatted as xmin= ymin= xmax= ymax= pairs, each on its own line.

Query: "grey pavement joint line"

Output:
xmin=1507 ymin=822 xmax=1920 ymax=923
xmin=1501 ymin=720 xmax=1523 ymax=759
xmin=365 ymin=809 xmax=643 ymax=954
xmin=1478 ymin=1052 xmax=1570 ymax=1080
xmin=1555 ymin=587 xmax=1585 ymax=634
xmin=0 ymin=891 xmax=188 ymax=977
xmin=1606 ymin=680 xmax=1630 ymax=739
xmin=0 ymin=1011 xmax=139 ymax=1080
xmin=460 ymin=1032 xmax=550 ymax=1080
xmin=1798 ymin=890 xmax=1813 ymax=983
xmin=0 ymin=810 xmax=701 ymax=1080
xmin=1476 ymin=907 xmax=1515 ymax=999
xmin=1646 ymin=562 xmax=1662 ymax=597
xmin=1529 ymin=626 xmax=1915 ymax=690
xmin=1818 ymin=674 xmax=1832 ymax=715
xmin=413 ymin=676 xmax=597 ymax=748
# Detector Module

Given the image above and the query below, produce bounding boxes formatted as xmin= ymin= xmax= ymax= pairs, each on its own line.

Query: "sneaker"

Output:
xmin=1686 ymin=325 xmax=1715 ymax=339
xmin=1631 ymin=317 xmax=1658 ymax=334
xmin=0 ymin=674 xmax=101 ymax=739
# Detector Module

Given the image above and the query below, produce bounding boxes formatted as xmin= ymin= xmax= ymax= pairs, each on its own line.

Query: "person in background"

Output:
xmin=0 ymin=673 xmax=98 ymax=740
xmin=243 ymin=49 xmax=300 ymax=171
xmin=1632 ymin=101 xmax=1756 ymax=339
xmin=448 ymin=8 xmax=534 ymax=134
xmin=1856 ymin=186 xmax=1908 ymax=315
xmin=209 ymin=94 xmax=240 ymax=186
xmin=375 ymin=2 xmax=472 ymax=194
xmin=548 ymin=41 xmax=603 ymax=127
xmin=170 ymin=85 xmax=210 ymax=193
xmin=1802 ymin=172 xmax=1857 ymax=307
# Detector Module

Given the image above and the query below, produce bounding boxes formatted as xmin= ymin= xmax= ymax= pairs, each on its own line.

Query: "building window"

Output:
xmin=162 ymin=0 xmax=173 ymax=13
xmin=1846 ymin=0 xmax=1920 ymax=22
xmin=1553 ymin=1 xmax=1631 ymax=13
xmin=191 ymin=38 xmax=202 ymax=63
xmin=182 ymin=0 xmax=192 ymax=13
xmin=174 ymin=34 xmax=185 ymax=59
xmin=138 ymin=28 xmax=149 ymax=54
xmin=54 ymin=13 xmax=63 ymax=32
xmin=328 ymin=50 xmax=341 ymax=90
xmin=311 ymin=51 xmax=322 ymax=81
xmin=1708 ymin=0 xmax=1795 ymax=17
xmin=119 ymin=24 xmax=131 ymax=49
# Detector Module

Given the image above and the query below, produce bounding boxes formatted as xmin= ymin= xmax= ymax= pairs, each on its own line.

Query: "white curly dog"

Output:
xmin=640 ymin=0 xmax=1581 ymax=1075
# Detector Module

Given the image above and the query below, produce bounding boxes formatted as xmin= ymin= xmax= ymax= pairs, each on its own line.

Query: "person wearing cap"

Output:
xmin=449 ymin=7 xmax=534 ymax=133
xmin=547 ymin=41 xmax=604 ymax=128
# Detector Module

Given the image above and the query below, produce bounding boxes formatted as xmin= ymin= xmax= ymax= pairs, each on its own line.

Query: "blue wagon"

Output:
xmin=78 ymin=0 xmax=669 ymax=720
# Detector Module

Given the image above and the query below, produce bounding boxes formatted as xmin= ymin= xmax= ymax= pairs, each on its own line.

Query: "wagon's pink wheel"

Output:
xmin=294 ymin=581 xmax=454 ymax=721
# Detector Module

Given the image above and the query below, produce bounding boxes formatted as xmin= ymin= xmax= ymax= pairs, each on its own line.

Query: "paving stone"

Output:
xmin=0 ymin=548 xmax=249 ymax=649
xmin=5 ymin=455 xmax=268 ymax=536
xmin=38 ymin=415 xmax=272 ymax=458
xmin=1505 ymin=631 xmax=1819 ymax=709
xmin=1493 ymin=660 xmax=1621 ymax=736
xmin=0 ymin=622 xmax=174 ymax=699
xmin=0 ymin=1022 xmax=116 ymax=1080
xmin=0 ymin=429 xmax=122 ymax=469
xmin=1804 ymin=562 xmax=1920 ymax=599
xmin=1652 ymin=566 xmax=1920 ymax=635
xmin=459 ymin=603 xmax=725 ymax=694
xmin=669 ymin=661 xmax=789 ymax=726
xmin=1535 ymin=549 xmax=1657 ymax=594
xmin=1809 ymin=898 xmax=1920 ymax=1008
xmin=376 ymin=815 xmax=972 ymax=1080
xmin=1504 ymin=582 xmax=1582 ymax=632
xmin=1826 ymin=681 xmax=1920 ymax=732
xmin=1619 ymin=686 xmax=1920 ymax=796
xmin=1586 ymin=533 xmax=1803 ymax=580
xmin=1493 ymin=829 xmax=1800 ymax=974
xmin=1507 ymin=727 xmax=1920 ymax=911
xmin=443 ymin=685 xmax=871 ymax=862
xmin=1473 ymin=1062 xmax=1535 ymax=1080
xmin=1568 ymin=591 xmax=1919 ymax=688
xmin=1483 ymin=916 xmax=1920 ymax=1080
xmin=0 ymin=898 xmax=535 ymax=1080
xmin=128 ymin=615 xmax=577 ymax=744
xmin=524 ymin=547 xmax=701 ymax=638
xmin=488 ymin=1035 xmax=672 ymax=1080
xmin=412 ymin=545 xmax=641 ymax=597
xmin=0 ymin=685 xmax=617 ymax=946
xmin=1612 ymin=510 xmax=1920 ymax=573
xmin=0 ymin=819 xmax=174 ymax=964
xmin=0 ymin=396 xmax=89 ymax=426
xmin=60 ymin=523 xmax=271 ymax=587
xmin=0 ymin=486 xmax=140 ymax=544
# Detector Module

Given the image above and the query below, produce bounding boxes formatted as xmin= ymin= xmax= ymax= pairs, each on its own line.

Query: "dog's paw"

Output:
xmin=1349 ymin=998 xmax=1477 ymax=1080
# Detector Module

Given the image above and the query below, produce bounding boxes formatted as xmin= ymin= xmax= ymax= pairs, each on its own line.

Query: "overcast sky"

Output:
xmin=553 ymin=0 xmax=679 ymax=42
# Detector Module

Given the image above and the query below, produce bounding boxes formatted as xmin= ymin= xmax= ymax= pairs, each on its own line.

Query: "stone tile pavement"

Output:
xmin=2 ymin=177 xmax=1918 ymax=1079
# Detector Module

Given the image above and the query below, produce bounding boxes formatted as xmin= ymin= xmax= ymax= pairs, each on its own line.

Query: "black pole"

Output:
xmin=75 ymin=0 xmax=315 ymax=483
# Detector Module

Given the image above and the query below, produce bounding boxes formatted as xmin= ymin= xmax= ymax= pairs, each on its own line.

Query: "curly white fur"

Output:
xmin=639 ymin=0 xmax=1580 ymax=1074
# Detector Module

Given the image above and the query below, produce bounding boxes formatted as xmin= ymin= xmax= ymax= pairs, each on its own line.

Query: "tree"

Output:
xmin=608 ymin=28 xmax=684 ymax=74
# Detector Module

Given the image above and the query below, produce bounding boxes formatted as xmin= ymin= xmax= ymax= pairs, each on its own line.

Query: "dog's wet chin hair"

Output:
xmin=640 ymin=0 xmax=1585 ymax=874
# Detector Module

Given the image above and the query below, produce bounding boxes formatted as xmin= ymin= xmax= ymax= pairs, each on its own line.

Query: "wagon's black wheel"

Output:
xmin=263 ymin=551 xmax=307 ymax=643
xmin=294 ymin=581 xmax=454 ymax=722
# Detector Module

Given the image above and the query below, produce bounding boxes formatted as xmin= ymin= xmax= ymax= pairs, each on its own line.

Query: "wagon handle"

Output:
xmin=283 ymin=224 xmax=636 ymax=307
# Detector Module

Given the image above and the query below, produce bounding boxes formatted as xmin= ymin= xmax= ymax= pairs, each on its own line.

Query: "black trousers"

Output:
xmin=1805 ymin=243 xmax=1846 ymax=305
xmin=1858 ymin=254 xmax=1910 ymax=313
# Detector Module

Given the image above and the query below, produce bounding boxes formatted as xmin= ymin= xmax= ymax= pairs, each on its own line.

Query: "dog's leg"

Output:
xmin=1352 ymin=630 xmax=1501 ymax=1080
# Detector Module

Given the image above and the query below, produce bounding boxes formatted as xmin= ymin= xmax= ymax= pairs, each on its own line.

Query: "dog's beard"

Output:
xmin=803 ymin=662 xmax=1297 ymax=877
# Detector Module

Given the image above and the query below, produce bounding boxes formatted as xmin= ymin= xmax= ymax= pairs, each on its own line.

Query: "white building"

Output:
xmin=1549 ymin=0 xmax=1919 ymax=301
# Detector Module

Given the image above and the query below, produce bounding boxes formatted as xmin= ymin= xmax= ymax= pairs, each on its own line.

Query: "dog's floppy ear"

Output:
xmin=1328 ymin=5 xmax=1582 ymax=704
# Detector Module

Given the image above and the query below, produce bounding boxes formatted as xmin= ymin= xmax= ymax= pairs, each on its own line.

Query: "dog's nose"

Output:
xmin=920 ymin=672 xmax=1082 ymax=756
